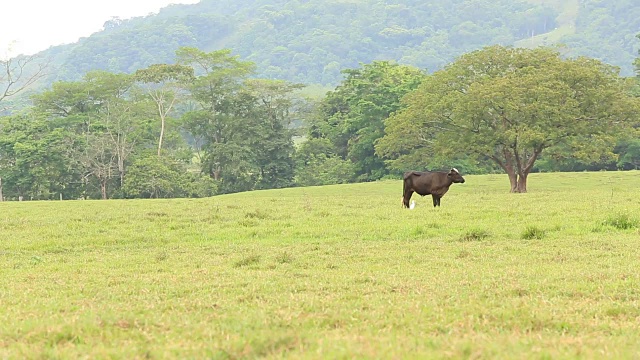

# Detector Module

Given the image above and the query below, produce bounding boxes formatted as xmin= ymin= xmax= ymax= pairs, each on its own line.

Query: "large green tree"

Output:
xmin=177 ymin=47 xmax=255 ymax=192
xmin=0 ymin=113 xmax=75 ymax=200
xmin=178 ymin=48 xmax=300 ymax=193
xmin=242 ymin=79 xmax=302 ymax=189
xmin=377 ymin=46 xmax=640 ymax=192
xmin=310 ymin=61 xmax=425 ymax=181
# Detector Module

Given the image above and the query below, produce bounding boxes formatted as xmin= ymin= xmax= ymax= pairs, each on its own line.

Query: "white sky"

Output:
xmin=1 ymin=0 xmax=200 ymax=58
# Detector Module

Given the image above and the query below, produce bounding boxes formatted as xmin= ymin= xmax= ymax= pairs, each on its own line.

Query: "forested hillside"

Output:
xmin=560 ymin=0 xmax=640 ymax=75
xmin=28 ymin=0 xmax=640 ymax=90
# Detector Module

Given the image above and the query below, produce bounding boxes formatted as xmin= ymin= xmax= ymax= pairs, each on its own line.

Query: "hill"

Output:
xmin=3 ymin=0 xmax=639 ymax=112
xmin=27 ymin=0 xmax=640 ymax=82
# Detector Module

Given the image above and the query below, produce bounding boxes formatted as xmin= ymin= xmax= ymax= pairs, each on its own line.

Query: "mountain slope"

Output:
xmin=12 ymin=0 xmax=640 ymax=100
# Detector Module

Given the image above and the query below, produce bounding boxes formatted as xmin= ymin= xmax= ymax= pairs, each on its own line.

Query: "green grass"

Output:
xmin=1 ymin=171 xmax=640 ymax=358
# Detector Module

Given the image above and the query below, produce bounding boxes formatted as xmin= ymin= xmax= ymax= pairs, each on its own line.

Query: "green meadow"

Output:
xmin=1 ymin=171 xmax=640 ymax=359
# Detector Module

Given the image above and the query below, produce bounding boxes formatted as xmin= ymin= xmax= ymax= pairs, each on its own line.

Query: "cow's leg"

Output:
xmin=432 ymin=195 xmax=440 ymax=207
xmin=403 ymin=190 xmax=414 ymax=208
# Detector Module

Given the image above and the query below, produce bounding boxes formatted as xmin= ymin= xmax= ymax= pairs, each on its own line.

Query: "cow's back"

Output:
xmin=405 ymin=171 xmax=436 ymax=195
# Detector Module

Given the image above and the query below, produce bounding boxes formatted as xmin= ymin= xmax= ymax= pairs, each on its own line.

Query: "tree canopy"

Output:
xmin=376 ymin=46 xmax=640 ymax=192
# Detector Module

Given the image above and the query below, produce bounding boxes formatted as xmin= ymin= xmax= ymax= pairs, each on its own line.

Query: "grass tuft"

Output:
xmin=411 ymin=226 xmax=426 ymax=237
xmin=521 ymin=225 xmax=546 ymax=240
xmin=155 ymin=251 xmax=168 ymax=262
xmin=275 ymin=251 xmax=293 ymax=264
xmin=145 ymin=211 xmax=168 ymax=217
xmin=245 ymin=209 xmax=270 ymax=219
xmin=603 ymin=213 xmax=638 ymax=230
xmin=460 ymin=228 xmax=490 ymax=242
xmin=234 ymin=255 xmax=261 ymax=268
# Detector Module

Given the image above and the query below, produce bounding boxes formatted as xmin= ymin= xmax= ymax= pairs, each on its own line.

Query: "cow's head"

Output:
xmin=448 ymin=168 xmax=465 ymax=183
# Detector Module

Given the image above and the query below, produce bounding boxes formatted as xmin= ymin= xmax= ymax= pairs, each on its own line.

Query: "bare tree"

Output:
xmin=0 ymin=52 xmax=48 ymax=110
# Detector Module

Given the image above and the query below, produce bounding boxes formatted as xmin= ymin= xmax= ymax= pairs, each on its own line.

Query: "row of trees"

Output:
xmin=2 ymin=44 xmax=640 ymax=198
xmin=0 ymin=47 xmax=314 ymax=200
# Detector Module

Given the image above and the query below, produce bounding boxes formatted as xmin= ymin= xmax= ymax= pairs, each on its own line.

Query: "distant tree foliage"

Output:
xmin=176 ymin=47 xmax=301 ymax=194
xmin=308 ymin=61 xmax=426 ymax=181
xmin=11 ymin=0 xmax=585 ymax=89
xmin=562 ymin=0 xmax=640 ymax=77
xmin=0 ymin=48 xmax=302 ymax=200
xmin=293 ymin=138 xmax=356 ymax=187
xmin=4 ymin=0 xmax=640 ymax=112
xmin=123 ymin=153 xmax=216 ymax=198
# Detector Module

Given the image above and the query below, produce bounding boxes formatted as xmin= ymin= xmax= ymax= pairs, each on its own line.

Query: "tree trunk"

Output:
xmin=516 ymin=173 xmax=528 ymax=193
xmin=508 ymin=171 xmax=518 ymax=193
xmin=505 ymin=172 xmax=529 ymax=193
xmin=492 ymin=145 xmax=540 ymax=194
xmin=156 ymin=96 xmax=175 ymax=157
xmin=101 ymin=180 xmax=107 ymax=200
xmin=157 ymin=115 xmax=165 ymax=156
xmin=118 ymin=157 xmax=125 ymax=187
xmin=0 ymin=177 xmax=3 ymax=202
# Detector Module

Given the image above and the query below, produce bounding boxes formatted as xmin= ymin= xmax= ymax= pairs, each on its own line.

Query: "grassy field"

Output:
xmin=1 ymin=171 xmax=640 ymax=359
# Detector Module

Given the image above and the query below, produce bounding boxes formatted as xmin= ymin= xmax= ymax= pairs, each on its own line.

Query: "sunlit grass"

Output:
xmin=1 ymin=171 xmax=640 ymax=358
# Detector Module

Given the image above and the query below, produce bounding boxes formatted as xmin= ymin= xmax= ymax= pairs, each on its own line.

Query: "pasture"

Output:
xmin=1 ymin=171 xmax=640 ymax=358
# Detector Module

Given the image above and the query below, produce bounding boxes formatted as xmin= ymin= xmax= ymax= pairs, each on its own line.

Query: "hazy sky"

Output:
xmin=1 ymin=0 xmax=199 ymax=58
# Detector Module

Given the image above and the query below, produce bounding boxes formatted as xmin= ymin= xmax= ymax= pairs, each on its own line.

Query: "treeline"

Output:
xmin=0 ymin=48 xmax=310 ymax=200
xmin=2 ymin=45 xmax=640 ymax=200
xmin=561 ymin=0 xmax=640 ymax=77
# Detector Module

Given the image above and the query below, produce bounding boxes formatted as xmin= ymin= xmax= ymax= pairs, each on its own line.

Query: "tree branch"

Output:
xmin=523 ymin=144 xmax=545 ymax=174
xmin=0 ymin=55 xmax=48 ymax=106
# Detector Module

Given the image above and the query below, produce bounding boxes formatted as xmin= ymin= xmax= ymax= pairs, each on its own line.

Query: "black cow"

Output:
xmin=402 ymin=168 xmax=465 ymax=208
